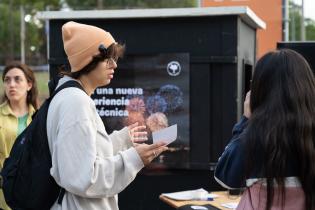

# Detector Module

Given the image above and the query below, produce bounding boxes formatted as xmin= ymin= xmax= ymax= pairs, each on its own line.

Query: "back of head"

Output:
xmin=250 ymin=49 xmax=315 ymax=116
xmin=246 ymin=49 xmax=315 ymax=210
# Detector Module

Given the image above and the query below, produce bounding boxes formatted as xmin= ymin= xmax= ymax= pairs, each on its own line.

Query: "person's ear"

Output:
xmin=27 ymin=82 xmax=32 ymax=91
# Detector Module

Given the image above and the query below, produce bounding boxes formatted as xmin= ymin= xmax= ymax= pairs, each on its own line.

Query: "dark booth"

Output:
xmin=38 ymin=6 xmax=265 ymax=210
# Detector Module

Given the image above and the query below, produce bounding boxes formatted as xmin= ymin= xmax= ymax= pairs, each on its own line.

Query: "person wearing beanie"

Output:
xmin=46 ymin=21 xmax=168 ymax=210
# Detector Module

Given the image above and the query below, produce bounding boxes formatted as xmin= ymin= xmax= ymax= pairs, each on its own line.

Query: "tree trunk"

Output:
xmin=8 ymin=0 xmax=14 ymax=61
xmin=97 ymin=0 xmax=103 ymax=9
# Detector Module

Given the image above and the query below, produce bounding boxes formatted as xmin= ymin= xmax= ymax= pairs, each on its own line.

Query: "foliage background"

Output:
xmin=0 ymin=0 xmax=314 ymax=65
xmin=0 ymin=0 xmax=314 ymax=102
xmin=0 ymin=0 xmax=196 ymax=65
xmin=0 ymin=0 xmax=196 ymax=102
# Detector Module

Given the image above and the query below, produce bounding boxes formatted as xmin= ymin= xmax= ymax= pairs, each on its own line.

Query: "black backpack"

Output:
xmin=1 ymin=79 xmax=83 ymax=210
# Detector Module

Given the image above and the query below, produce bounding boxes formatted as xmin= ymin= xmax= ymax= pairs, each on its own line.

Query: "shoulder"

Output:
xmin=54 ymin=87 xmax=92 ymax=107
xmin=47 ymin=88 xmax=96 ymax=131
xmin=28 ymin=104 xmax=36 ymax=115
xmin=49 ymin=87 xmax=96 ymax=123
xmin=0 ymin=101 xmax=12 ymax=118
xmin=0 ymin=101 xmax=7 ymax=108
xmin=52 ymin=76 xmax=92 ymax=107
xmin=0 ymin=101 xmax=9 ymax=112
xmin=0 ymin=102 xmax=17 ymax=135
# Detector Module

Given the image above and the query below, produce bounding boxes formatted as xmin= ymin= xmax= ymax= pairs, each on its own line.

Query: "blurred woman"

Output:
xmin=0 ymin=62 xmax=39 ymax=210
xmin=215 ymin=49 xmax=315 ymax=210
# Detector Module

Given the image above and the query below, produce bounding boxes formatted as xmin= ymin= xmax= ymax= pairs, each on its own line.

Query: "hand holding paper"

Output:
xmin=152 ymin=124 xmax=177 ymax=145
xmin=134 ymin=142 xmax=168 ymax=165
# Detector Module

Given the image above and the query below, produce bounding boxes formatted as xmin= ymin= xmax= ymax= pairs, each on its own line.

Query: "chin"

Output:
xmin=106 ymin=79 xmax=112 ymax=85
xmin=7 ymin=95 xmax=18 ymax=101
xmin=101 ymin=80 xmax=111 ymax=87
xmin=8 ymin=97 xmax=23 ymax=104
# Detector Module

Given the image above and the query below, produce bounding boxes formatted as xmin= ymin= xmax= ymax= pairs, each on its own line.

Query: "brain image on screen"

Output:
xmin=124 ymin=96 xmax=146 ymax=126
xmin=157 ymin=84 xmax=183 ymax=113
xmin=146 ymin=112 xmax=169 ymax=132
xmin=124 ymin=111 xmax=146 ymax=126
xmin=146 ymin=95 xmax=167 ymax=114
xmin=125 ymin=96 xmax=146 ymax=113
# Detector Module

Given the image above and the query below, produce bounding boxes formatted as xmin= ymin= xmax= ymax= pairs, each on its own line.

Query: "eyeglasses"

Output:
xmin=106 ymin=58 xmax=117 ymax=67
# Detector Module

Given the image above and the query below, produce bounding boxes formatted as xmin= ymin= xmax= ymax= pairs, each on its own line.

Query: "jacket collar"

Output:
xmin=1 ymin=101 xmax=14 ymax=116
xmin=1 ymin=101 xmax=35 ymax=117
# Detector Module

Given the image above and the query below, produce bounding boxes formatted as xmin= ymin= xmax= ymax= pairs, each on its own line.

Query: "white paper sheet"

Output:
xmin=161 ymin=188 xmax=219 ymax=201
xmin=191 ymin=206 xmax=208 ymax=210
xmin=152 ymin=124 xmax=177 ymax=145
xmin=221 ymin=202 xmax=238 ymax=209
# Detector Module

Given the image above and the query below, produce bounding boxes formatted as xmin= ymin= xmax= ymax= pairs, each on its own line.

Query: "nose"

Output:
xmin=6 ymin=80 xmax=16 ymax=87
xmin=112 ymin=61 xmax=117 ymax=69
xmin=106 ymin=58 xmax=117 ymax=70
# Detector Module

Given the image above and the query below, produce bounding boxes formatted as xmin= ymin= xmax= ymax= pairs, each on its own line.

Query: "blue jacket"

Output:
xmin=214 ymin=116 xmax=248 ymax=189
xmin=214 ymin=116 xmax=300 ymax=190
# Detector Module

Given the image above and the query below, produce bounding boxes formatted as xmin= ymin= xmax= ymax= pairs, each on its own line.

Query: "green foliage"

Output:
xmin=66 ymin=0 xmax=196 ymax=10
xmin=0 ymin=0 xmax=196 ymax=65
xmin=306 ymin=19 xmax=315 ymax=40
xmin=0 ymin=4 xmax=20 ymax=62
xmin=0 ymin=0 xmax=60 ymax=64
xmin=289 ymin=0 xmax=315 ymax=41
xmin=1 ymin=0 xmax=314 ymax=65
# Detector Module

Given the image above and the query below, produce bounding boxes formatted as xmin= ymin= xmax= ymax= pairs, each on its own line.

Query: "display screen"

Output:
xmin=92 ymin=53 xmax=190 ymax=168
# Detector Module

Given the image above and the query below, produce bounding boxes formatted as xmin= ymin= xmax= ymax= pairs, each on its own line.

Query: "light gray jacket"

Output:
xmin=47 ymin=77 xmax=144 ymax=210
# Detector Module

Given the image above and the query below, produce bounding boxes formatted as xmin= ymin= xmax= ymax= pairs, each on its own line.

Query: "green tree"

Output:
xmin=0 ymin=0 xmax=60 ymax=65
xmin=305 ymin=19 xmax=315 ymax=40
xmin=65 ymin=0 xmax=196 ymax=10
xmin=0 ymin=0 xmax=196 ymax=65
xmin=0 ymin=3 xmax=19 ymax=63
xmin=289 ymin=0 xmax=315 ymax=41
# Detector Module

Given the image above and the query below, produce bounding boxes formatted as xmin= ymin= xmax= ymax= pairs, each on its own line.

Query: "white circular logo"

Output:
xmin=167 ymin=61 xmax=181 ymax=76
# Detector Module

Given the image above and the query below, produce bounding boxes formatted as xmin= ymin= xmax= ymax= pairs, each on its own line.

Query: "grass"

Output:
xmin=0 ymin=71 xmax=50 ymax=105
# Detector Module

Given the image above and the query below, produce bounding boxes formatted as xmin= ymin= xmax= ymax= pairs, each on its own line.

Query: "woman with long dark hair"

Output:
xmin=215 ymin=49 xmax=315 ymax=210
xmin=0 ymin=62 xmax=39 ymax=210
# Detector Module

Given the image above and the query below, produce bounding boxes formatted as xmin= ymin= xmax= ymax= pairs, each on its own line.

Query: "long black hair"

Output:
xmin=245 ymin=49 xmax=315 ymax=210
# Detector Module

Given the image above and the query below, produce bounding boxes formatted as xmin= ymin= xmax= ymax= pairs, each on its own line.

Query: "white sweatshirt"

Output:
xmin=47 ymin=77 xmax=144 ymax=210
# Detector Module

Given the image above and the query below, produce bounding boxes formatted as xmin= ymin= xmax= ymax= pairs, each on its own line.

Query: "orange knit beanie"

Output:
xmin=62 ymin=21 xmax=116 ymax=72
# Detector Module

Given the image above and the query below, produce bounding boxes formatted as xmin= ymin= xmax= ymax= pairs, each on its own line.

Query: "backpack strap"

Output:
xmin=48 ymin=79 xmax=85 ymax=205
xmin=49 ymin=79 xmax=85 ymax=100
xmin=57 ymin=188 xmax=66 ymax=204
xmin=48 ymin=75 xmax=62 ymax=96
